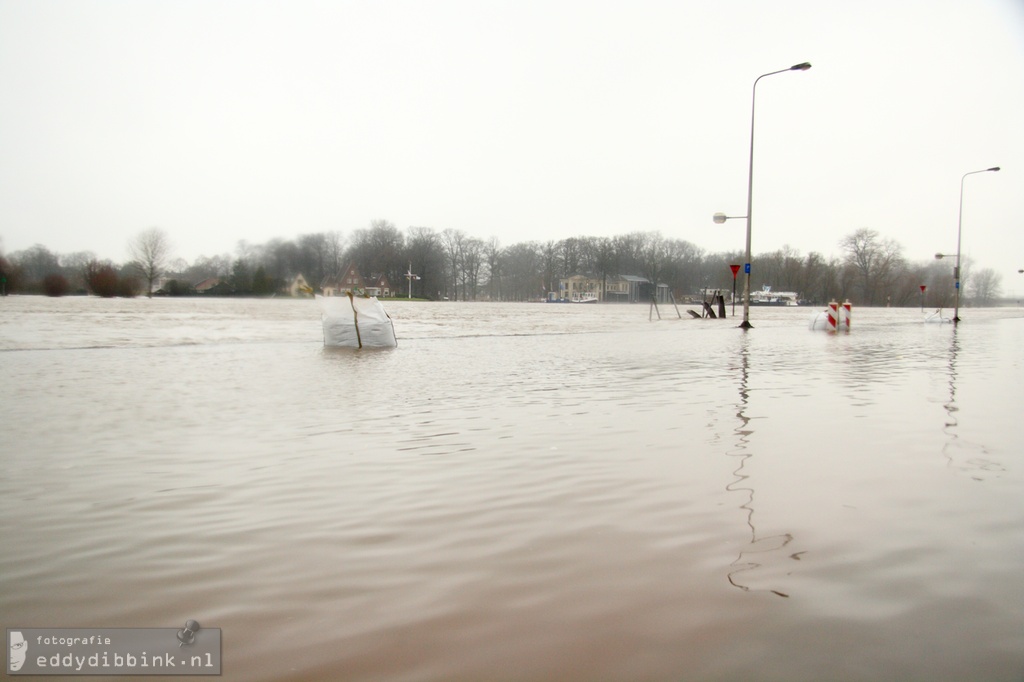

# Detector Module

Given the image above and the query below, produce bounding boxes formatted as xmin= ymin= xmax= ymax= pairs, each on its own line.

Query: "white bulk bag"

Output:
xmin=316 ymin=293 xmax=397 ymax=348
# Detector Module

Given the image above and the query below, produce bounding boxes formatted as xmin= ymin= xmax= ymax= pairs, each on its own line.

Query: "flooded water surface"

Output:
xmin=2 ymin=296 xmax=1022 ymax=681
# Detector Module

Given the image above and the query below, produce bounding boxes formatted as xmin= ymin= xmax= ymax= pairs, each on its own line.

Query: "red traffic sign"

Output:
xmin=919 ymin=285 xmax=926 ymax=293
xmin=729 ymin=264 xmax=741 ymax=278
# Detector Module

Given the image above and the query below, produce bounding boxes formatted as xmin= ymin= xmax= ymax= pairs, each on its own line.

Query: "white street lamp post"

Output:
xmin=938 ymin=166 xmax=1000 ymax=324
xmin=717 ymin=62 xmax=811 ymax=329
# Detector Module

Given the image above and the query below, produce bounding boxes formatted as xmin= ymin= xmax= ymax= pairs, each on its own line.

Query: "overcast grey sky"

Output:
xmin=1 ymin=0 xmax=1022 ymax=283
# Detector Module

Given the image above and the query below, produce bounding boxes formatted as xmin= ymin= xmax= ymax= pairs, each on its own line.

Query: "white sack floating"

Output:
xmin=809 ymin=300 xmax=852 ymax=332
xmin=316 ymin=293 xmax=398 ymax=348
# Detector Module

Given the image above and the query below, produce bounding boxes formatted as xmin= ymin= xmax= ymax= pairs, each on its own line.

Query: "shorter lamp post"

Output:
xmin=714 ymin=213 xmax=747 ymax=314
xmin=947 ymin=166 xmax=1000 ymax=323
xmin=935 ymin=253 xmax=956 ymax=312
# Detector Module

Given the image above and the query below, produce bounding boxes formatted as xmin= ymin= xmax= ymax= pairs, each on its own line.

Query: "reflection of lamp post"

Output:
xmin=726 ymin=335 xmax=794 ymax=597
xmin=716 ymin=62 xmax=811 ymax=329
xmin=942 ymin=166 xmax=1000 ymax=324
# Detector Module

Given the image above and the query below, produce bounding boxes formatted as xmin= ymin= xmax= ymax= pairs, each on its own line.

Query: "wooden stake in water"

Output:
xmin=670 ymin=291 xmax=682 ymax=319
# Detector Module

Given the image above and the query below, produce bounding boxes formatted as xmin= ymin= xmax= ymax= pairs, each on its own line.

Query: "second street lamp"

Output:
xmin=737 ymin=61 xmax=811 ymax=329
xmin=935 ymin=252 xmax=956 ymax=312
xmin=950 ymin=166 xmax=1000 ymax=323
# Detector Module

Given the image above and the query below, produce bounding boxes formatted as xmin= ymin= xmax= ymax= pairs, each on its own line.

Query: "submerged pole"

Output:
xmin=670 ymin=291 xmax=682 ymax=319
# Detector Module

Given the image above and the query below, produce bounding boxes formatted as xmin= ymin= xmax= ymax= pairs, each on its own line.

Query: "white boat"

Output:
xmin=748 ymin=285 xmax=799 ymax=306
xmin=570 ymin=292 xmax=599 ymax=303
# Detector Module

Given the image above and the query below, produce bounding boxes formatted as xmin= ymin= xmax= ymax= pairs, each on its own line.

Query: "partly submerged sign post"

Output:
xmin=729 ymin=264 xmax=741 ymax=317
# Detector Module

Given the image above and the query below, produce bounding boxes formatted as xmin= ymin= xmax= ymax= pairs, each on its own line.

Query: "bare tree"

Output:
xmin=440 ymin=228 xmax=466 ymax=300
xmin=59 ymin=250 xmax=96 ymax=292
xmin=592 ymin=237 xmax=617 ymax=300
xmin=540 ymin=240 xmax=559 ymax=296
xmin=484 ymin=237 xmax=502 ymax=300
xmin=461 ymin=238 xmax=485 ymax=300
xmin=297 ymin=233 xmax=335 ymax=288
xmin=406 ymin=226 xmax=444 ymax=299
xmin=325 ymin=231 xmax=346 ymax=276
xmin=839 ymin=228 xmax=906 ymax=305
xmin=186 ymin=254 xmax=232 ymax=283
xmin=662 ymin=238 xmax=704 ymax=298
xmin=614 ymin=232 xmax=647 ymax=275
xmin=969 ymin=268 xmax=1002 ymax=306
xmin=10 ymin=244 xmax=60 ymax=288
xmin=801 ymin=252 xmax=829 ymax=305
xmin=128 ymin=228 xmax=171 ymax=297
xmin=366 ymin=220 xmax=403 ymax=284
xmin=639 ymin=233 xmax=667 ymax=299
xmin=502 ymin=242 xmax=542 ymax=301
xmin=559 ymin=237 xmax=581 ymax=278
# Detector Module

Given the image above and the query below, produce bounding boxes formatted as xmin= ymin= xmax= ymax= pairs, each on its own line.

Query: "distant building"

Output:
xmin=288 ymin=274 xmax=312 ymax=297
xmin=322 ymin=264 xmax=394 ymax=298
xmin=149 ymin=276 xmax=172 ymax=295
xmin=194 ymin=277 xmax=222 ymax=294
xmin=556 ymin=274 xmax=603 ymax=301
xmin=605 ymin=275 xmax=654 ymax=303
xmin=364 ymin=273 xmax=392 ymax=298
xmin=554 ymin=274 xmax=657 ymax=303
xmin=321 ymin=263 xmax=365 ymax=297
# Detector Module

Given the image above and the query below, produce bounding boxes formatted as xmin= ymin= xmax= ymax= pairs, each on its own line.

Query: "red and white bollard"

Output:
xmin=811 ymin=300 xmax=853 ymax=332
xmin=827 ymin=301 xmax=839 ymax=332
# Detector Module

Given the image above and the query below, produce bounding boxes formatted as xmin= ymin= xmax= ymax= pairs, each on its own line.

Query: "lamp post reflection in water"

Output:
xmin=726 ymin=335 xmax=800 ymax=598
xmin=941 ymin=330 xmax=1004 ymax=480
xmin=942 ymin=331 xmax=960 ymax=440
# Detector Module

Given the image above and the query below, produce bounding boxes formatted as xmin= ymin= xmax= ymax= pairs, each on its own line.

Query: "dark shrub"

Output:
xmin=43 ymin=273 xmax=70 ymax=297
xmin=118 ymin=276 xmax=139 ymax=298
xmin=87 ymin=264 xmax=121 ymax=297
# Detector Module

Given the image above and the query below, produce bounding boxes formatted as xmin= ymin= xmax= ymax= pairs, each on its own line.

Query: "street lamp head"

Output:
xmin=988 ymin=166 xmax=1000 ymax=172
xmin=935 ymin=253 xmax=945 ymax=260
xmin=790 ymin=62 xmax=812 ymax=71
xmin=713 ymin=212 xmax=727 ymax=224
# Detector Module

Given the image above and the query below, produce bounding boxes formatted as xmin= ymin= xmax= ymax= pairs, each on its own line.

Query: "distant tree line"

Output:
xmin=0 ymin=223 xmax=1005 ymax=306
